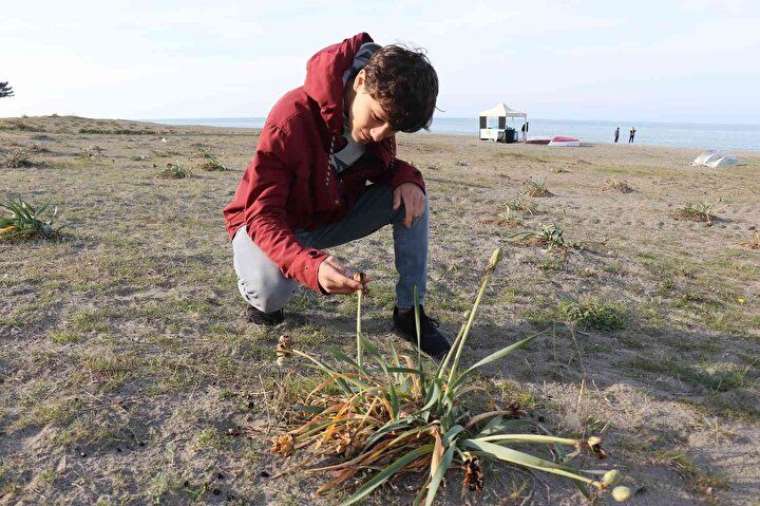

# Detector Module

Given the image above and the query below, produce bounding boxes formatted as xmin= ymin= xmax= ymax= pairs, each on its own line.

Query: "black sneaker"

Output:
xmin=392 ymin=306 xmax=451 ymax=360
xmin=246 ymin=305 xmax=285 ymax=326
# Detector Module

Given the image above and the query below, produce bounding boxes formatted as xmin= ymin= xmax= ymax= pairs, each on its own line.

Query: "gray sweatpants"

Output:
xmin=232 ymin=184 xmax=428 ymax=312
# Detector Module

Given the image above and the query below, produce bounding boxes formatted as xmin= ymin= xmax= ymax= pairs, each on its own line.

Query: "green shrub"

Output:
xmin=198 ymin=148 xmax=229 ymax=171
xmin=559 ymin=298 xmax=628 ymax=331
xmin=0 ymin=198 xmax=63 ymax=240
xmin=159 ymin=161 xmax=192 ymax=179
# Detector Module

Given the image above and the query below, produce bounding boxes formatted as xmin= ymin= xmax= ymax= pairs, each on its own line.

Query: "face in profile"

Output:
xmin=346 ymin=70 xmax=395 ymax=144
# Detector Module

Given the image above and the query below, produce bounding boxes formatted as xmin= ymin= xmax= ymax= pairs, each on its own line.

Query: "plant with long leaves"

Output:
xmin=509 ymin=223 xmax=568 ymax=251
xmin=0 ymin=198 xmax=62 ymax=239
xmin=198 ymin=148 xmax=229 ymax=171
xmin=273 ymin=248 xmax=630 ymax=504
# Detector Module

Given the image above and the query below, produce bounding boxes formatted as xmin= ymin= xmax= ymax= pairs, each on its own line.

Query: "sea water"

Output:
xmin=154 ymin=117 xmax=760 ymax=151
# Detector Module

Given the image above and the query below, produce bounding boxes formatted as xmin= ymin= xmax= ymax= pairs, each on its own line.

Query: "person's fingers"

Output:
xmin=403 ymin=203 xmax=413 ymax=228
xmin=328 ymin=277 xmax=361 ymax=294
xmin=414 ymin=193 xmax=424 ymax=220
xmin=321 ymin=262 xmax=362 ymax=294
xmin=393 ymin=187 xmax=402 ymax=210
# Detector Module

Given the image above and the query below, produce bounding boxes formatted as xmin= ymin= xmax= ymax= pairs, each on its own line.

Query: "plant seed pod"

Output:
xmin=353 ymin=271 xmax=367 ymax=294
xmin=487 ymin=247 xmax=503 ymax=270
xmin=275 ymin=335 xmax=292 ymax=364
xmin=611 ymin=486 xmax=632 ymax=502
xmin=270 ymin=433 xmax=294 ymax=456
xmin=603 ymin=470 xmax=621 ymax=486
xmin=586 ymin=436 xmax=608 ymax=459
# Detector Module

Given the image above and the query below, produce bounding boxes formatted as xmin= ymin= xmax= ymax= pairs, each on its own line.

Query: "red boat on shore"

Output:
xmin=526 ymin=135 xmax=581 ymax=147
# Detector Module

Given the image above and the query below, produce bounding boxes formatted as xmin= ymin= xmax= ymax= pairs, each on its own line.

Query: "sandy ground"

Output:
xmin=1 ymin=115 xmax=759 ymax=505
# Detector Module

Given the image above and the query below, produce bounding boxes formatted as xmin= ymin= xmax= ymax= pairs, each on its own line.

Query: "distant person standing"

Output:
xmin=521 ymin=122 xmax=528 ymax=142
xmin=614 ymin=126 xmax=620 ymax=143
xmin=629 ymin=127 xmax=637 ymax=143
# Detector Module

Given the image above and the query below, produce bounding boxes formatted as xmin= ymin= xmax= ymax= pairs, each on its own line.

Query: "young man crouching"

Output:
xmin=223 ymin=33 xmax=449 ymax=359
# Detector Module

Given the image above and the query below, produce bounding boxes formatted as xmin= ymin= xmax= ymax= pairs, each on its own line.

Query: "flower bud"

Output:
xmin=611 ymin=486 xmax=632 ymax=502
xmin=602 ymin=470 xmax=621 ymax=486
xmin=587 ymin=436 xmax=602 ymax=448
xmin=488 ymin=247 xmax=503 ymax=269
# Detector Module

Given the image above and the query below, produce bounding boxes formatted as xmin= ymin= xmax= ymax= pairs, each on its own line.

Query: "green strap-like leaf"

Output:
xmin=443 ymin=424 xmax=466 ymax=446
xmin=462 ymin=439 xmax=596 ymax=485
xmin=388 ymin=382 xmax=399 ymax=419
xmin=361 ymin=418 xmax=414 ymax=451
xmin=386 ymin=367 xmax=424 ymax=376
xmin=338 ymin=444 xmax=434 ymax=506
xmin=411 ymin=380 xmax=440 ymax=418
xmin=425 ymin=444 xmax=455 ymax=506
xmin=454 ymin=333 xmax=541 ymax=387
xmin=330 ymin=348 xmax=371 ymax=378
xmin=478 ymin=417 xmax=532 ymax=437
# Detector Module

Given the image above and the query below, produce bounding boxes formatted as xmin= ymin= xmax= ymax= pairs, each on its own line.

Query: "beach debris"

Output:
xmin=691 ymin=150 xmax=738 ymax=168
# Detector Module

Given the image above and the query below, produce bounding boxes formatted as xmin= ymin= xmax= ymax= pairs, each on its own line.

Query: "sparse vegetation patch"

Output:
xmin=3 ymin=148 xmax=36 ymax=168
xmin=604 ymin=179 xmax=635 ymax=193
xmin=559 ymin=297 xmax=628 ymax=331
xmin=524 ymin=179 xmax=553 ymax=197
xmin=198 ymin=148 xmax=229 ymax=171
xmin=510 ymin=223 xmax=568 ymax=251
xmin=673 ymin=201 xmax=719 ymax=225
xmin=272 ymin=250 xmax=630 ymax=504
xmin=0 ymin=198 xmax=64 ymax=240
xmin=159 ymin=161 xmax=192 ymax=178
xmin=739 ymin=232 xmax=760 ymax=250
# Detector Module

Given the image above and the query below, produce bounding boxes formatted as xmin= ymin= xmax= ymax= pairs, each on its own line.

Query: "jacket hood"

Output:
xmin=303 ymin=32 xmax=374 ymax=142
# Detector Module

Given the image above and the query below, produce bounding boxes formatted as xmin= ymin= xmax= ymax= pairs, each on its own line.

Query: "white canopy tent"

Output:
xmin=479 ymin=103 xmax=527 ymax=121
xmin=478 ymin=103 xmax=528 ymax=142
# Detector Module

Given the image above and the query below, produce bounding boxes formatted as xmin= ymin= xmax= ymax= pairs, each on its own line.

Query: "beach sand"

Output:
xmin=2 ymin=115 xmax=759 ymax=505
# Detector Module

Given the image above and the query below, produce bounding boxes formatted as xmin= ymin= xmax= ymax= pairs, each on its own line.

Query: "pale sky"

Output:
xmin=2 ymin=0 xmax=759 ymax=123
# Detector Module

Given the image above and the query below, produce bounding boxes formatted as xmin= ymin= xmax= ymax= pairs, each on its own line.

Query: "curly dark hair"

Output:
xmin=362 ymin=45 xmax=438 ymax=133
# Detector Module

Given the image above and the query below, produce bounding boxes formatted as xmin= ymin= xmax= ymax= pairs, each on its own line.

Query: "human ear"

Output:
xmin=353 ymin=69 xmax=366 ymax=92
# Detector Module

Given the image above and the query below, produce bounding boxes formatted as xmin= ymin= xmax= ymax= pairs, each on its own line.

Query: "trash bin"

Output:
xmin=505 ymin=128 xmax=517 ymax=143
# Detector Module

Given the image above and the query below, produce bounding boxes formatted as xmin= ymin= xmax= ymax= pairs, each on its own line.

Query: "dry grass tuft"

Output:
xmin=3 ymin=148 xmax=36 ymax=168
xmin=503 ymin=198 xmax=537 ymax=215
xmin=198 ymin=148 xmax=230 ymax=171
xmin=524 ymin=179 xmax=554 ymax=198
xmin=604 ymin=179 xmax=635 ymax=193
xmin=673 ymin=201 xmax=718 ymax=225
xmin=159 ymin=161 xmax=192 ymax=178
xmin=510 ymin=223 xmax=568 ymax=251
xmin=739 ymin=232 xmax=760 ymax=250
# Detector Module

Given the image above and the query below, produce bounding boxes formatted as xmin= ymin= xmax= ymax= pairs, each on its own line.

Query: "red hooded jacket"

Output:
xmin=223 ymin=33 xmax=426 ymax=293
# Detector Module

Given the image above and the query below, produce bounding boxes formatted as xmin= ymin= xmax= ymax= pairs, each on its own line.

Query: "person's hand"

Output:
xmin=393 ymin=183 xmax=425 ymax=228
xmin=317 ymin=256 xmax=371 ymax=294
